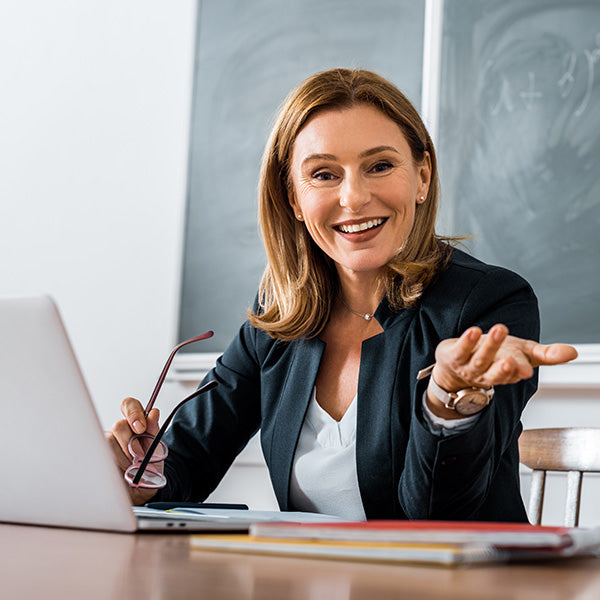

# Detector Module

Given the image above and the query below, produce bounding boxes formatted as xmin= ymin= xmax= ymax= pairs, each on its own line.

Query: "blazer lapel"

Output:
xmin=356 ymin=307 xmax=414 ymax=518
xmin=268 ymin=337 xmax=324 ymax=510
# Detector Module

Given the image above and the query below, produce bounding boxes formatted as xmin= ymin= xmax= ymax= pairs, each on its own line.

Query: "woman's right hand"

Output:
xmin=105 ymin=398 xmax=162 ymax=506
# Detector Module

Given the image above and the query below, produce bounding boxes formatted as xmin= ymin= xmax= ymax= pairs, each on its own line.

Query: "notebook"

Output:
xmin=0 ymin=296 xmax=340 ymax=533
xmin=228 ymin=520 xmax=600 ymax=565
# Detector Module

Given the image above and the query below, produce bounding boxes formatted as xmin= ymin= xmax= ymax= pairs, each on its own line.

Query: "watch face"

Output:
xmin=454 ymin=390 xmax=491 ymax=416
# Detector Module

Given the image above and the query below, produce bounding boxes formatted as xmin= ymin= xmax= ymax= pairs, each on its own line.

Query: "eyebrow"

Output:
xmin=300 ymin=145 xmax=400 ymax=166
xmin=359 ymin=145 xmax=400 ymax=158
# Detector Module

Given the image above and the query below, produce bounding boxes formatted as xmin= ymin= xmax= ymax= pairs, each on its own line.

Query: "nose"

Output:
xmin=339 ymin=172 xmax=370 ymax=213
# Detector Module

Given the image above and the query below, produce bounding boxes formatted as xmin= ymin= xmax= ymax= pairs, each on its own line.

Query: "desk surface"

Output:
xmin=2 ymin=523 xmax=600 ymax=600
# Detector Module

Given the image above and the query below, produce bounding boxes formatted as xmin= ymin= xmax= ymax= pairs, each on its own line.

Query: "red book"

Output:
xmin=250 ymin=520 xmax=600 ymax=553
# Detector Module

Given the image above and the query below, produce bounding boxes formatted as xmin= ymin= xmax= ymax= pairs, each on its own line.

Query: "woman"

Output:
xmin=108 ymin=68 xmax=576 ymax=521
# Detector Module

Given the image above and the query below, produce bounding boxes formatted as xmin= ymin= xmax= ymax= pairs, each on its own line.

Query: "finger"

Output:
xmin=145 ymin=408 xmax=161 ymax=437
xmin=105 ymin=430 xmax=133 ymax=472
xmin=431 ymin=328 xmax=485 ymax=391
xmin=529 ymin=343 xmax=578 ymax=367
xmin=106 ymin=430 xmax=160 ymax=505
xmin=451 ymin=327 xmax=483 ymax=365
xmin=467 ymin=324 xmax=509 ymax=377
xmin=120 ymin=397 xmax=147 ymax=434
xmin=479 ymin=354 xmax=534 ymax=387
xmin=111 ymin=417 xmax=137 ymax=457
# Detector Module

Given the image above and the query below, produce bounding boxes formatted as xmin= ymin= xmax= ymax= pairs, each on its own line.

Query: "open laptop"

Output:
xmin=0 ymin=296 xmax=340 ymax=533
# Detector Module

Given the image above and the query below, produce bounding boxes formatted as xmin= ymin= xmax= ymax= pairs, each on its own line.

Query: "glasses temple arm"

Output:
xmin=132 ymin=380 xmax=218 ymax=486
xmin=143 ymin=331 xmax=213 ymax=416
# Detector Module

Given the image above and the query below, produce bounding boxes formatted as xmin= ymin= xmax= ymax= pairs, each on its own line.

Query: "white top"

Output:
xmin=289 ymin=388 xmax=480 ymax=520
xmin=289 ymin=389 xmax=366 ymax=521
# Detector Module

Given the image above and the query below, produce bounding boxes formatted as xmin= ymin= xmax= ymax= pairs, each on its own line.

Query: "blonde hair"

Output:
xmin=249 ymin=68 xmax=451 ymax=340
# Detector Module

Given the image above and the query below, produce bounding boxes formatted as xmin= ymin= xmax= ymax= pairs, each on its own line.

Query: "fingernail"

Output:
xmin=132 ymin=420 xmax=144 ymax=434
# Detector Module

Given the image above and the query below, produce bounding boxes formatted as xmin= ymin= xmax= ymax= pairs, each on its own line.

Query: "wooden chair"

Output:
xmin=519 ymin=428 xmax=600 ymax=526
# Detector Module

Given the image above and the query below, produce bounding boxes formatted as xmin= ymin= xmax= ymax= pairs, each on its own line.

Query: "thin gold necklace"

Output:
xmin=340 ymin=297 xmax=375 ymax=321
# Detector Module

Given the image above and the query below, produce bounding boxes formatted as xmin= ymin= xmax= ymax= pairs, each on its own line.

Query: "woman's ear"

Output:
xmin=417 ymin=151 xmax=432 ymax=202
xmin=288 ymin=187 xmax=303 ymax=220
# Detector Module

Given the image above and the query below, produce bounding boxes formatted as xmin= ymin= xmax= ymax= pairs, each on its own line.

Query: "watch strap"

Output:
xmin=417 ymin=364 xmax=435 ymax=380
xmin=417 ymin=363 xmax=494 ymax=412
xmin=427 ymin=374 xmax=460 ymax=408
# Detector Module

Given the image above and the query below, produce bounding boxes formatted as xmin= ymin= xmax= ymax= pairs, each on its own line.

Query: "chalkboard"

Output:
xmin=437 ymin=0 xmax=600 ymax=343
xmin=178 ymin=0 xmax=425 ymax=350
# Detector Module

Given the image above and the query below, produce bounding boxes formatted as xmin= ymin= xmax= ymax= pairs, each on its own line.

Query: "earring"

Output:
xmin=297 ymin=214 xmax=303 ymax=220
xmin=418 ymin=195 xmax=425 ymax=203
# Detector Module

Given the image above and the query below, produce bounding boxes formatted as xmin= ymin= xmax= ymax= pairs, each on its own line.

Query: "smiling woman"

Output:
xmin=288 ymin=104 xmax=430 ymax=302
xmin=252 ymin=69 xmax=446 ymax=342
xmin=108 ymin=68 xmax=577 ymax=523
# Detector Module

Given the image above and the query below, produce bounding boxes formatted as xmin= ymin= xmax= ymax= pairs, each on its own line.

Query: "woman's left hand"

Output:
xmin=432 ymin=324 xmax=578 ymax=394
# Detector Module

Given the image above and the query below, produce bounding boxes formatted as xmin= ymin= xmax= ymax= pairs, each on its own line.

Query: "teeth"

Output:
xmin=338 ymin=218 xmax=384 ymax=233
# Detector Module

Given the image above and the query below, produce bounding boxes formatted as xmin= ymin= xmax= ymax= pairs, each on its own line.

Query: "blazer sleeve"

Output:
xmin=398 ymin=265 xmax=540 ymax=520
xmin=155 ymin=320 xmax=263 ymax=502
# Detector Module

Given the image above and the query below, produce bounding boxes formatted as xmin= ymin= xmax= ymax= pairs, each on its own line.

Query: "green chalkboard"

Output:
xmin=178 ymin=0 xmax=425 ymax=350
xmin=438 ymin=0 xmax=600 ymax=343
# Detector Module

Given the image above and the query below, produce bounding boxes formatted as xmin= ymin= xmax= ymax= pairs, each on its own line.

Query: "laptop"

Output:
xmin=0 ymin=296 xmax=341 ymax=533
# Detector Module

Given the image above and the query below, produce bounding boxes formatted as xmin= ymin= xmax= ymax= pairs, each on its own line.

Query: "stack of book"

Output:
xmin=190 ymin=520 xmax=600 ymax=567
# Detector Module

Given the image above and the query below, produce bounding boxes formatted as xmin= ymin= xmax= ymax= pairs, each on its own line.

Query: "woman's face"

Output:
xmin=288 ymin=104 xmax=430 ymax=277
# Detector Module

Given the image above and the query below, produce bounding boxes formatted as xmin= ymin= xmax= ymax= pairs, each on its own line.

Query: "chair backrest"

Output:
xmin=519 ymin=428 xmax=600 ymax=527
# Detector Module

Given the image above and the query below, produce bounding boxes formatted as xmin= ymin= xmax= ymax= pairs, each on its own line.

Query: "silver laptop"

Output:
xmin=0 ymin=296 xmax=267 ymax=532
xmin=0 ymin=296 xmax=343 ymax=533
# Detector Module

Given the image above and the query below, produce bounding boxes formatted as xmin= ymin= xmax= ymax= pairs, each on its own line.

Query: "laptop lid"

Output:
xmin=0 ymin=296 xmax=138 ymax=532
xmin=0 ymin=296 xmax=346 ymax=534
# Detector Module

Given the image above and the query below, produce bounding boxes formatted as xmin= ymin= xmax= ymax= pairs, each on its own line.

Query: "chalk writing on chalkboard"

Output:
xmin=439 ymin=0 xmax=600 ymax=344
xmin=485 ymin=32 xmax=600 ymax=118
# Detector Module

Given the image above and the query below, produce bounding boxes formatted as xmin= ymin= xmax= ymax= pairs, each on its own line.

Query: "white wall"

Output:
xmin=0 ymin=0 xmax=197 ymax=427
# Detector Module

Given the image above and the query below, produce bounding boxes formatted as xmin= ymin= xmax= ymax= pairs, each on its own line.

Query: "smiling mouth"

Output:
xmin=335 ymin=218 xmax=387 ymax=234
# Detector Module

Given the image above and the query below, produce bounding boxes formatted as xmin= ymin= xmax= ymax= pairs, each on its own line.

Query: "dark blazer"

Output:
xmin=159 ymin=248 xmax=539 ymax=522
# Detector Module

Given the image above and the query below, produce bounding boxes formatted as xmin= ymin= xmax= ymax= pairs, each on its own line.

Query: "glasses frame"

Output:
xmin=125 ymin=433 xmax=168 ymax=489
xmin=126 ymin=331 xmax=217 ymax=488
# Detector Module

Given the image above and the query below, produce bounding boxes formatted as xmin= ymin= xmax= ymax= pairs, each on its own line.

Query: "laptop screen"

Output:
xmin=0 ymin=296 xmax=137 ymax=532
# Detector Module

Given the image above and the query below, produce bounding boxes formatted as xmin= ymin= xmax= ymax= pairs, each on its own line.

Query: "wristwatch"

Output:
xmin=417 ymin=364 xmax=494 ymax=416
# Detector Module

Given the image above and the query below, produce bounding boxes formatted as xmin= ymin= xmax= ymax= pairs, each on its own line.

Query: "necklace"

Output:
xmin=340 ymin=297 xmax=375 ymax=321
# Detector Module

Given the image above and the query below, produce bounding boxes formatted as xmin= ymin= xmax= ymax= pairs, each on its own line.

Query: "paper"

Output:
xmin=190 ymin=534 xmax=503 ymax=566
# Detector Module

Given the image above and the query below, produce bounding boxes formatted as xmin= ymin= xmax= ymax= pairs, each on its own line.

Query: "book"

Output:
xmin=190 ymin=534 xmax=504 ymax=567
xmin=191 ymin=521 xmax=600 ymax=566
xmin=249 ymin=520 xmax=600 ymax=553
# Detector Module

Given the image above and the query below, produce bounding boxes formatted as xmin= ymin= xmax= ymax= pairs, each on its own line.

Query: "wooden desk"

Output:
xmin=2 ymin=523 xmax=600 ymax=599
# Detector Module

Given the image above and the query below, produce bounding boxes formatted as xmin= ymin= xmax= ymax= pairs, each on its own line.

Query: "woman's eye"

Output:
xmin=370 ymin=161 xmax=393 ymax=174
xmin=313 ymin=170 xmax=336 ymax=181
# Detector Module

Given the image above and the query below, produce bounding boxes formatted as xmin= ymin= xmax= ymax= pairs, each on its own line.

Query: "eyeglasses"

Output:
xmin=124 ymin=331 xmax=217 ymax=489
